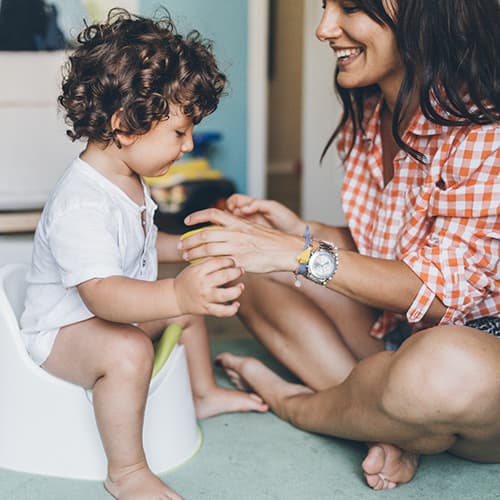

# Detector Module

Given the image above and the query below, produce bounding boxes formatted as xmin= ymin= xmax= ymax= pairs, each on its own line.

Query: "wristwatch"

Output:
xmin=305 ymin=240 xmax=339 ymax=285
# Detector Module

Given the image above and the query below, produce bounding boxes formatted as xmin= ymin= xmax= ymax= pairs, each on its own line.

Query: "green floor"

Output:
xmin=1 ymin=338 xmax=499 ymax=500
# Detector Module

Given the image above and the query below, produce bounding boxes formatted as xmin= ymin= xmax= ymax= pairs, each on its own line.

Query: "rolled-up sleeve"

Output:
xmin=402 ymin=130 xmax=499 ymax=325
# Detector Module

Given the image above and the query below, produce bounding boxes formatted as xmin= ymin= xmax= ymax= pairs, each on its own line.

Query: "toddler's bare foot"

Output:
xmin=362 ymin=443 xmax=419 ymax=490
xmin=214 ymin=352 xmax=313 ymax=413
xmin=195 ymin=384 xmax=268 ymax=419
xmin=104 ymin=463 xmax=182 ymax=499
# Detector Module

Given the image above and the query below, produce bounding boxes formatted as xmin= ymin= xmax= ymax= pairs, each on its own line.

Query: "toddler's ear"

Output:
xmin=110 ymin=110 xmax=137 ymax=147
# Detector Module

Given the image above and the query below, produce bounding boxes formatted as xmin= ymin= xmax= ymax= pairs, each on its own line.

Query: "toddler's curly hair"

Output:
xmin=59 ymin=8 xmax=226 ymax=146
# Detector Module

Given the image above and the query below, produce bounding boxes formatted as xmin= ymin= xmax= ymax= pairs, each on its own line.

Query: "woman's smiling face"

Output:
xmin=316 ymin=0 xmax=404 ymax=97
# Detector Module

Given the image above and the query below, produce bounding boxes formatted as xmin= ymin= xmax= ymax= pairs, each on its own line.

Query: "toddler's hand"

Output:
xmin=173 ymin=257 xmax=244 ymax=317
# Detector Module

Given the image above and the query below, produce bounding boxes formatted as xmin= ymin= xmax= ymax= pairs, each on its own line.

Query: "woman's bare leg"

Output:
xmin=140 ymin=316 xmax=268 ymax=418
xmin=237 ymin=272 xmax=383 ymax=389
xmin=236 ymin=272 xmax=398 ymax=489
xmin=216 ymin=326 xmax=500 ymax=488
xmin=42 ymin=318 xmax=182 ymax=500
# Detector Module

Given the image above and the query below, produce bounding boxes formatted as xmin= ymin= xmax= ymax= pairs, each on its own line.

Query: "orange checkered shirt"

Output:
xmin=337 ymin=94 xmax=500 ymax=339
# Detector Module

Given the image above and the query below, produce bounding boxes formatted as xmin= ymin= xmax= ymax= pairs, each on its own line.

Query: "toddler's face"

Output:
xmin=124 ymin=108 xmax=194 ymax=178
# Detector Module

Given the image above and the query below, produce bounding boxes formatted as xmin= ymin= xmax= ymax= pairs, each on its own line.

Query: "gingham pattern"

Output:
xmin=337 ymin=95 xmax=500 ymax=339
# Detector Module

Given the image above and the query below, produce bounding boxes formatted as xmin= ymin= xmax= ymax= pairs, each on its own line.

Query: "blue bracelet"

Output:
xmin=296 ymin=263 xmax=308 ymax=275
xmin=295 ymin=225 xmax=311 ymax=284
xmin=303 ymin=225 xmax=312 ymax=248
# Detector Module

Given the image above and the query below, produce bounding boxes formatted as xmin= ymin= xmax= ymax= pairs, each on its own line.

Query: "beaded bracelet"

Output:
xmin=294 ymin=225 xmax=312 ymax=288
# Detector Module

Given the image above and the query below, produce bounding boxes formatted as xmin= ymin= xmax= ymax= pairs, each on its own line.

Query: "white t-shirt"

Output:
xmin=20 ymin=157 xmax=158 ymax=365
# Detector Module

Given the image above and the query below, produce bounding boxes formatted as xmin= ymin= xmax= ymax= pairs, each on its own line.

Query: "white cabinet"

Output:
xmin=0 ymin=234 xmax=33 ymax=264
xmin=0 ymin=51 xmax=82 ymax=210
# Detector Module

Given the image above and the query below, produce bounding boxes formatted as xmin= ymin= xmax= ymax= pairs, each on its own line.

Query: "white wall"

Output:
xmin=247 ymin=0 xmax=269 ymax=199
xmin=301 ymin=3 xmax=346 ymax=225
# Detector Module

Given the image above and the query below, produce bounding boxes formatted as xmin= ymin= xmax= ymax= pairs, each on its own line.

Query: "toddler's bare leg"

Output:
xmin=165 ymin=314 xmax=268 ymax=418
xmin=42 ymin=317 xmax=182 ymax=500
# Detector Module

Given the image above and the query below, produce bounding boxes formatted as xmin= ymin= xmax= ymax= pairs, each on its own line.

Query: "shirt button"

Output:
xmin=408 ymin=310 xmax=422 ymax=321
xmin=142 ymin=259 xmax=146 ymax=267
xmin=428 ymin=235 xmax=439 ymax=244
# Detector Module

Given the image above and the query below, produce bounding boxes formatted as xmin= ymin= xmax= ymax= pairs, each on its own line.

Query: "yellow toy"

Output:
xmin=180 ymin=226 xmax=219 ymax=263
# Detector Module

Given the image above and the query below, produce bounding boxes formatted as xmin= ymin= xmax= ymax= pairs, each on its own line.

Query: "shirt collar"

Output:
xmin=361 ymin=95 xmax=383 ymax=144
xmin=405 ymin=106 xmax=446 ymax=137
xmin=76 ymin=157 xmax=157 ymax=213
xmin=361 ymin=93 xmax=446 ymax=142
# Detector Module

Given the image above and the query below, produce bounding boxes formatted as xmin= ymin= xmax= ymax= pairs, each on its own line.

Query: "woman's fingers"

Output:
xmin=185 ymin=208 xmax=235 ymax=227
xmin=179 ymin=215 xmax=245 ymax=259
xmin=179 ymin=225 xmax=226 ymax=251
xmin=182 ymin=241 xmax=232 ymax=263
xmin=226 ymin=193 xmax=255 ymax=212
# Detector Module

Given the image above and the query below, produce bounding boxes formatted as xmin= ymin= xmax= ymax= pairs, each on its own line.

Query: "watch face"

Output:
xmin=310 ymin=250 xmax=336 ymax=280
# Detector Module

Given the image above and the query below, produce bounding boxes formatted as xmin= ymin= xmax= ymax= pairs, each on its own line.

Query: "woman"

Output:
xmin=179 ymin=0 xmax=500 ymax=490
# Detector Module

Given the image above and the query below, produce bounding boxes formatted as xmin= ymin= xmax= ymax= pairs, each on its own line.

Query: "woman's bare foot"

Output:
xmin=362 ymin=443 xmax=419 ymax=490
xmin=194 ymin=385 xmax=268 ymax=419
xmin=104 ymin=463 xmax=182 ymax=499
xmin=218 ymin=354 xmax=420 ymax=490
xmin=214 ymin=353 xmax=313 ymax=412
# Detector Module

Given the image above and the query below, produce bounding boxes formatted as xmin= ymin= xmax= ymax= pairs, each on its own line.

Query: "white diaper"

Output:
xmin=22 ymin=328 xmax=60 ymax=366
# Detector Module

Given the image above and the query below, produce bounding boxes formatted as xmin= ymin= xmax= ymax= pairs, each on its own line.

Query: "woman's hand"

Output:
xmin=173 ymin=257 xmax=244 ymax=317
xmin=179 ymin=208 xmax=304 ymax=274
xmin=226 ymin=194 xmax=306 ymax=235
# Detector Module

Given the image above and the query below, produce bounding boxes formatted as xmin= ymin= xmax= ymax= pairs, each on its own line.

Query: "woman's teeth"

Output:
xmin=335 ymin=47 xmax=363 ymax=60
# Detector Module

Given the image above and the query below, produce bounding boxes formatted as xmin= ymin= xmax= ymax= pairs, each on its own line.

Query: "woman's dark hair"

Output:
xmin=322 ymin=0 xmax=500 ymax=163
xmin=59 ymin=8 xmax=226 ymax=146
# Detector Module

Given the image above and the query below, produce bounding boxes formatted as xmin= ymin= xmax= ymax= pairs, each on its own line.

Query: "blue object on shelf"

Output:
xmin=191 ymin=131 xmax=223 ymax=157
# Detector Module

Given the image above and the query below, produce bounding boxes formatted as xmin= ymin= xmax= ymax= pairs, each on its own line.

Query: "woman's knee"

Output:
xmin=382 ymin=326 xmax=500 ymax=421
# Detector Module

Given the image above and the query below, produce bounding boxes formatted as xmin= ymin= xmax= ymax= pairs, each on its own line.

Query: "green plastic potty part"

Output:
xmin=152 ymin=323 xmax=183 ymax=378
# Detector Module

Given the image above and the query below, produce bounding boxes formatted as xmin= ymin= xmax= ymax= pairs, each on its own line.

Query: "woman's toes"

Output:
xmin=361 ymin=444 xmax=385 ymax=475
xmin=364 ymin=472 xmax=383 ymax=490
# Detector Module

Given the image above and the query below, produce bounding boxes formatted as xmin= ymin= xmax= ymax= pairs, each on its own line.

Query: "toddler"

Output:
xmin=20 ymin=9 xmax=266 ymax=500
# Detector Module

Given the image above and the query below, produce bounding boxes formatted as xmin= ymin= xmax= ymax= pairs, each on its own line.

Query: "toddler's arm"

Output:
xmin=77 ymin=257 xmax=244 ymax=323
xmin=156 ymin=231 xmax=183 ymax=263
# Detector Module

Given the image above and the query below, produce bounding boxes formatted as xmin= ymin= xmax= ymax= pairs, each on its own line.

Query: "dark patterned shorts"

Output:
xmin=384 ymin=316 xmax=500 ymax=351
xmin=465 ymin=316 xmax=500 ymax=337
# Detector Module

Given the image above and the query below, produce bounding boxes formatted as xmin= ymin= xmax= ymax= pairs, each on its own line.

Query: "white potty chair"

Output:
xmin=0 ymin=263 xmax=201 ymax=480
